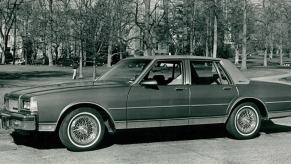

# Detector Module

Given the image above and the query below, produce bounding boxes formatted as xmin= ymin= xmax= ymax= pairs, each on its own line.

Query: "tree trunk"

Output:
xmin=263 ymin=0 xmax=268 ymax=66
xmin=190 ymin=0 xmax=196 ymax=56
xmin=163 ymin=0 xmax=170 ymax=55
xmin=48 ymin=0 xmax=53 ymax=66
xmin=279 ymin=11 xmax=284 ymax=66
xmin=1 ymin=52 xmax=5 ymax=64
xmin=279 ymin=39 xmax=283 ymax=66
xmin=263 ymin=45 xmax=267 ymax=67
xmin=93 ymin=55 xmax=96 ymax=80
xmin=54 ymin=45 xmax=59 ymax=65
xmin=241 ymin=0 xmax=247 ymax=70
xmin=205 ymin=15 xmax=209 ymax=57
xmin=234 ymin=45 xmax=239 ymax=65
xmin=143 ymin=0 xmax=152 ymax=56
xmin=206 ymin=41 xmax=209 ymax=57
xmin=107 ymin=39 xmax=113 ymax=67
xmin=1 ymin=36 xmax=10 ymax=64
xmin=270 ymin=38 xmax=273 ymax=60
xmin=107 ymin=0 xmax=114 ymax=67
xmin=0 ymin=40 xmax=5 ymax=64
xmin=79 ymin=40 xmax=83 ymax=79
xmin=212 ymin=15 xmax=217 ymax=58
xmin=190 ymin=32 xmax=194 ymax=56
xmin=13 ymin=12 xmax=17 ymax=65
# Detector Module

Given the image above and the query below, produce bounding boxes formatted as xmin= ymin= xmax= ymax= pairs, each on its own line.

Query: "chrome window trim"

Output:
xmin=133 ymin=59 xmax=187 ymax=86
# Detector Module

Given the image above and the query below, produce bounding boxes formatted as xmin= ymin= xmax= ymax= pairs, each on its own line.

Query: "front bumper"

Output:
xmin=0 ymin=109 xmax=36 ymax=131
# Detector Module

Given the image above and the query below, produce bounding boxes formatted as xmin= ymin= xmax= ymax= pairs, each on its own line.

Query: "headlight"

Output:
xmin=23 ymin=101 xmax=30 ymax=109
xmin=23 ymin=97 xmax=38 ymax=112
xmin=30 ymin=97 xmax=38 ymax=112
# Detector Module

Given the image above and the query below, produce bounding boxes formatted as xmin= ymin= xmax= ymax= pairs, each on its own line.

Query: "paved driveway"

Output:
xmin=1 ymin=120 xmax=291 ymax=164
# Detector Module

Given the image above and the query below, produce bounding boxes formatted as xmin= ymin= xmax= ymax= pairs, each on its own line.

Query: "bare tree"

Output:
xmin=0 ymin=0 xmax=23 ymax=64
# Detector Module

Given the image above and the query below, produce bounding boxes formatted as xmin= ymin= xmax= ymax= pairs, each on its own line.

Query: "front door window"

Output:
xmin=143 ymin=61 xmax=183 ymax=85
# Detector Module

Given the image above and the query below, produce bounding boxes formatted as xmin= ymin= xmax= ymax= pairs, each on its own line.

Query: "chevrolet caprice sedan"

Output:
xmin=2 ymin=56 xmax=291 ymax=151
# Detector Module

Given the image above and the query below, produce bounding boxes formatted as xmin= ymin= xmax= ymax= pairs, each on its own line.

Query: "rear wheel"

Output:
xmin=226 ymin=102 xmax=261 ymax=139
xmin=59 ymin=108 xmax=105 ymax=151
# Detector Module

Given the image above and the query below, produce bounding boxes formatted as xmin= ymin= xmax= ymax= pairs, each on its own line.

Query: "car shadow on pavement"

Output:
xmin=11 ymin=132 xmax=64 ymax=149
xmin=261 ymin=120 xmax=291 ymax=134
xmin=110 ymin=124 xmax=228 ymax=145
xmin=10 ymin=120 xmax=291 ymax=150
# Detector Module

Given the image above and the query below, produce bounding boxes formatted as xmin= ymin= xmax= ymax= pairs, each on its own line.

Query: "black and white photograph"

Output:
xmin=0 ymin=0 xmax=291 ymax=163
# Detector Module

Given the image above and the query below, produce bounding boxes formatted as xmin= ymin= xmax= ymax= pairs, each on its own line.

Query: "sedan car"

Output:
xmin=1 ymin=56 xmax=291 ymax=151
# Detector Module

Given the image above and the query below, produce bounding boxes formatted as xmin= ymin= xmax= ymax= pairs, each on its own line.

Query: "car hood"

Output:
xmin=6 ymin=80 xmax=129 ymax=99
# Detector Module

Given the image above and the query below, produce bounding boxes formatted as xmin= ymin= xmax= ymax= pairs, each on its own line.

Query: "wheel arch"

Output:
xmin=56 ymin=102 xmax=116 ymax=133
xmin=227 ymin=97 xmax=269 ymax=122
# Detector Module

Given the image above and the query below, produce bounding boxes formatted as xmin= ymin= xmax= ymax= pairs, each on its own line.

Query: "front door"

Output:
xmin=127 ymin=60 xmax=189 ymax=128
xmin=188 ymin=60 xmax=238 ymax=124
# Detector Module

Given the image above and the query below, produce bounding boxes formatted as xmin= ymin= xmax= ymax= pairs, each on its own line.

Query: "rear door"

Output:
xmin=188 ymin=60 xmax=238 ymax=124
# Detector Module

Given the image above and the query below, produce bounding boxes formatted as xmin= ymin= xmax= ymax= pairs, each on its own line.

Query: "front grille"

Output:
xmin=7 ymin=99 xmax=19 ymax=112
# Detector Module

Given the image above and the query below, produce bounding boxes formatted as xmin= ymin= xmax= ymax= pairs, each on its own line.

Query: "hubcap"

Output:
xmin=68 ymin=113 xmax=100 ymax=147
xmin=235 ymin=106 xmax=259 ymax=136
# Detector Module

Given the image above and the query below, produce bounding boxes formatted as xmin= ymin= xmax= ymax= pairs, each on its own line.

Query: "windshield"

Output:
xmin=98 ymin=58 xmax=152 ymax=82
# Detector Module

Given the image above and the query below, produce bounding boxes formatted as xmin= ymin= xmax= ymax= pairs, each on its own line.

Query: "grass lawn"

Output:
xmin=0 ymin=65 xmax=109 ymax=86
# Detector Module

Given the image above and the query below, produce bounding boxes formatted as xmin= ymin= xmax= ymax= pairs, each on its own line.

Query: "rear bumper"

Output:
xmin=0 ymin=109 xmax=36 ymax=131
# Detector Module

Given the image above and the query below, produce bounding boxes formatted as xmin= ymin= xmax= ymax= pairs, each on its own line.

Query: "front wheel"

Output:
xmin=226 ymin=103 xmax=261 ymax=139
xmin=59 ymin=108 xmax=105 ymax=151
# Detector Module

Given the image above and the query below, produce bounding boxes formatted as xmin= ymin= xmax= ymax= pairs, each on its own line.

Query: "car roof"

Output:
xmin=127 ymin=55 xmax=221 ymax=61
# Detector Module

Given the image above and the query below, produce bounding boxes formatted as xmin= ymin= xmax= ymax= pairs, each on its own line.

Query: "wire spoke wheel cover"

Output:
xmin=234 ymin=106 xmax=259 ymax=136
xmin=68 ymin=112 xmax=101 ymax=148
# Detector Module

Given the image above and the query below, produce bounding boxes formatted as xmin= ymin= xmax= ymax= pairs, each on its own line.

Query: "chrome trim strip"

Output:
xmin=115 ymin=121 xmax=126 ymax=129
xmin=127 ymin=120 xmax=160 ymax=128
xmin=128 ymin=117 xmax=188 ymax=122
xmin=126 ymin=116 xmax=227 ymax=129
xmin=125 ymin=103 xmax=228 ymax=110
xmin=190 ymin=103 xmax=228 ymax=107
xmin=127 ymin=118 xmax=188 ymax=129
xmin=269 ymin=109 xmax=291 ymax=113
xmin=127 ymin=105 xmax=189 ymax=109
xmin=266 ymin=101 xmax=291 ymax=104
xmin=109 ymin=107 xmax=127 ymax=110
xmin=189 ymin=116 xmax=226 ymax=125
xmin=38 ymin=123 xmax=57 ymax=132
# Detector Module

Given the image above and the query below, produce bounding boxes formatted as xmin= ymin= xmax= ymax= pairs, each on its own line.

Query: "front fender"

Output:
xmin=35 ymin=86 xmax=130 ymax=131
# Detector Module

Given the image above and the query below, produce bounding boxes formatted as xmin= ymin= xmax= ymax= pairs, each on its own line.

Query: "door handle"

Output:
xmin=175 ymin=88 xmax=187 ymax=91
xmin=223 ymin=86 xmax=232 ymax=90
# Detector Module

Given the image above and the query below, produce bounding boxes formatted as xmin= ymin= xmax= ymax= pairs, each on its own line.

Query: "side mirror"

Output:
xmin=140 ymin=79 xmax=158 ymax=86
